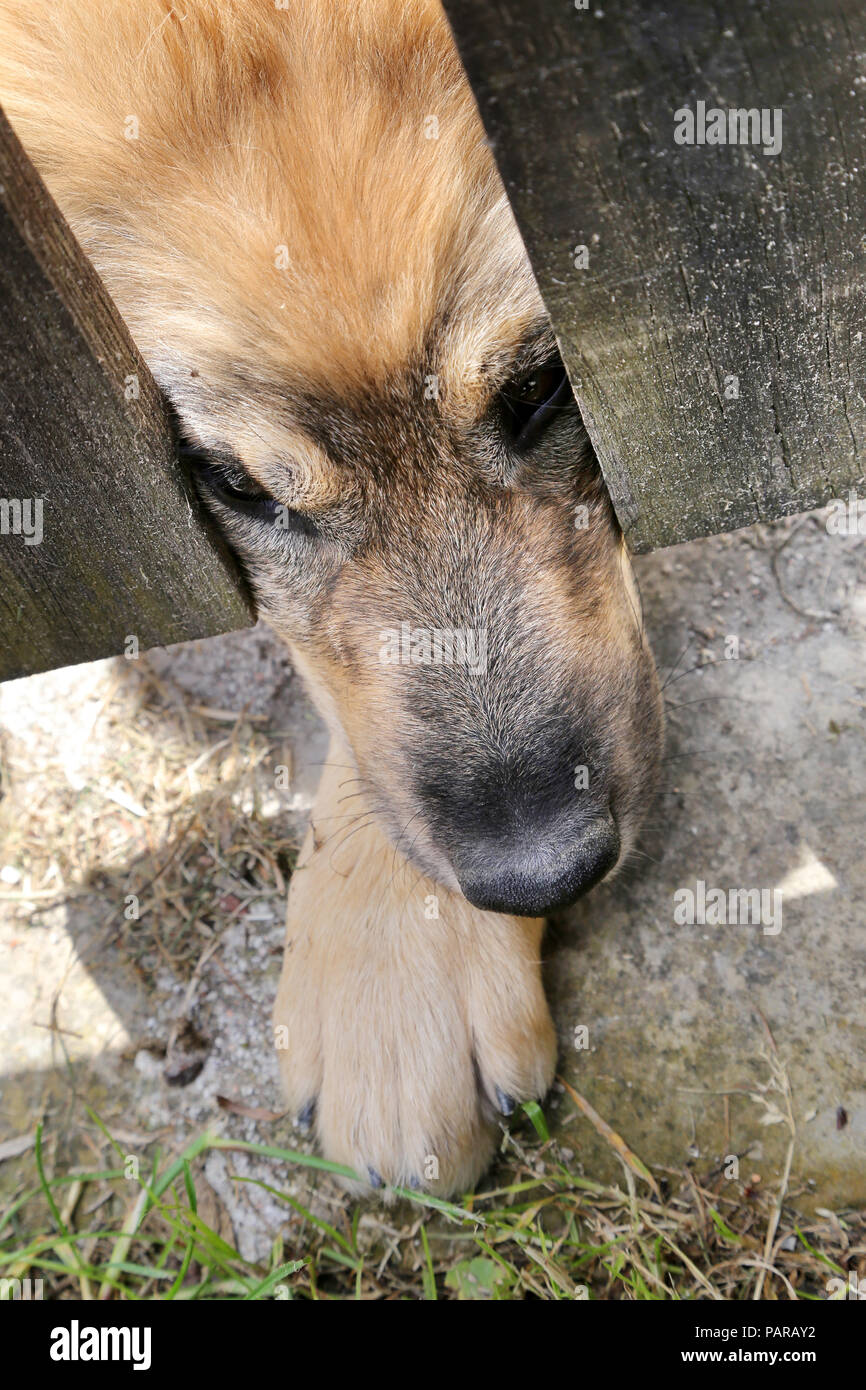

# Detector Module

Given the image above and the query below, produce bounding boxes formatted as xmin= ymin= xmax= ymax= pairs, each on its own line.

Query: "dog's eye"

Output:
xmin=500 ymin=358 xmax=572 ymax=450
xmin=180 ymin=442 xmax=310 ymax=530
xmin=197 ymin=459 xmax=277 ymax=513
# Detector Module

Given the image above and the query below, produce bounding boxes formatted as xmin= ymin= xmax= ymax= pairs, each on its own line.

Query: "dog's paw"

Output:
xmin=273 ymin=810 xmax=557 ymax=1196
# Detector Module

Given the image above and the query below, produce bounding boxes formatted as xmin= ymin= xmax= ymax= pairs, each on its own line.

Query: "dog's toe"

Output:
xmin=494 ymin=1086 xmax=516 ymax=1116
xmin=295 ymin=1098 xmax=316 ymax=1133
xmin=273 ymin=757 xmax=559 ymax=1200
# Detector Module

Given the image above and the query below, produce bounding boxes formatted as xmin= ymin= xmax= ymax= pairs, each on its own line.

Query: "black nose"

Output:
xmin=453 ymin=813 xmax=620 ymax=916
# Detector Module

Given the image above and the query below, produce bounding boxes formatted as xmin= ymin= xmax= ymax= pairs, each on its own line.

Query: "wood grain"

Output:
xmin=0 ymin=107 xmax=252 ymax=682
xmin=445 ymin=1 xmax=866 ymax=549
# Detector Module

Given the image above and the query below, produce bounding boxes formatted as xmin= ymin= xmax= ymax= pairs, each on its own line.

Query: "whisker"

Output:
xmin=660 ymin=636 xmax=696 ymax=692
xmin=625 ymin=847 xmax=663 ymax=865
xmin=335 ymin=790 xmax=368 ymax=807
xmin=325 ymin=816 xmax=379 ymax=875
xmin=384 ymin=810 xmax=427 ymax=898
xmin=305 ymin=761 xmax=361 ymax=772
xmin=397 ymin=864 xmax=435 ymax=930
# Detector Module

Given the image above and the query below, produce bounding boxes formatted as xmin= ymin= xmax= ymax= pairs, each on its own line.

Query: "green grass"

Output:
xmin=1 ymin=1107 xmax=860 ymax=1300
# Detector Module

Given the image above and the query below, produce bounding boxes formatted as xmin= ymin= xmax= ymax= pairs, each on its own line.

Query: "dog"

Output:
xmin=0 ymin=0 xmax=664 ymax=1194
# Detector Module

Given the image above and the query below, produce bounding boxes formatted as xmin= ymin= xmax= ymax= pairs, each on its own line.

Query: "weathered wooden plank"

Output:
xmin=0 ymin=107 xmax=253 ymax=682
xmin=444 ymin=1 xmax=866 ymax=550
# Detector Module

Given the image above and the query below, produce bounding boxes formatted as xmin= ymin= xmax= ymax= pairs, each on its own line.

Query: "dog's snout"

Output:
xmin=453 ymin=811 xmax=620 ymax=917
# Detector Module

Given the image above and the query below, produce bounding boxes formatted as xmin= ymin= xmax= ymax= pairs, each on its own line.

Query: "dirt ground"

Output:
xmin=0 ymin=507 xmax=863 ymax=1262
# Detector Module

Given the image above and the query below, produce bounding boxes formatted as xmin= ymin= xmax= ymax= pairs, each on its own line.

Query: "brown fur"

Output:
xmin=0 ymin=0 xmax=664 ymax=1193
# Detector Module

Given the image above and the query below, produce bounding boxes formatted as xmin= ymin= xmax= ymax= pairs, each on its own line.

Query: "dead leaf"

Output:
xmin=216 ymin=1095 xmax=286 ymax=1122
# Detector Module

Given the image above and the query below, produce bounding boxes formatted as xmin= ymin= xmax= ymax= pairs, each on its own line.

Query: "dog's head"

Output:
xmin=5 ymin=0 xmax=663 ymax=912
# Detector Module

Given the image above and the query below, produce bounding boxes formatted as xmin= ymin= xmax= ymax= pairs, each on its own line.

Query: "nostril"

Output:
xmin=560 ymin=812 xmax=620 ymax=897
xmin=453 ymin=812 xmax=620 ymax=917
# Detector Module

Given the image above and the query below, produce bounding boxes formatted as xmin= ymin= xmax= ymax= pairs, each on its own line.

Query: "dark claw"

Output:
xmin=296 ymin=1098 xmax=316 ymax=1132
xmin=495 ymin=1086 xmax=516 ymax=1117
xmin=408 ymin=1175 xmax=422 ymax=1190
xmin=367 ymin=1166 xmax=384 ymax=1189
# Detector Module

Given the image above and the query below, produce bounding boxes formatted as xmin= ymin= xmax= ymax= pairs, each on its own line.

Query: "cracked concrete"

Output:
xmin=548 ymin=512 xmax=865 ymax=1205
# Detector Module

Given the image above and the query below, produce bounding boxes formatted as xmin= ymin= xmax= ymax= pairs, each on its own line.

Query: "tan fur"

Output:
xmin=276 ymin=739 xmax=556 ymax=1193
xmin=0 ymin=0 xmax=664 ymax=1195
xmin=0 ymin=0 xmax=539 ymax=479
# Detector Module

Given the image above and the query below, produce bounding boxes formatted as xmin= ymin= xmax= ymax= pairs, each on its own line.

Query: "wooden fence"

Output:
xmin=0 ymin=110 xmax=252 ymax=684
xmin=2 ymin=1 xmax=865 ymax=679
xmin=445 ymin=0 xmax=866 ymax=549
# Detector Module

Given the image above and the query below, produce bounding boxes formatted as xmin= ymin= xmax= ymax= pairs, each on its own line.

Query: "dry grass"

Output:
xmin=0 ymin=654 xmax=297 ymax=988
xmin=1 ymin=1114 xmax=864 ymax=1300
